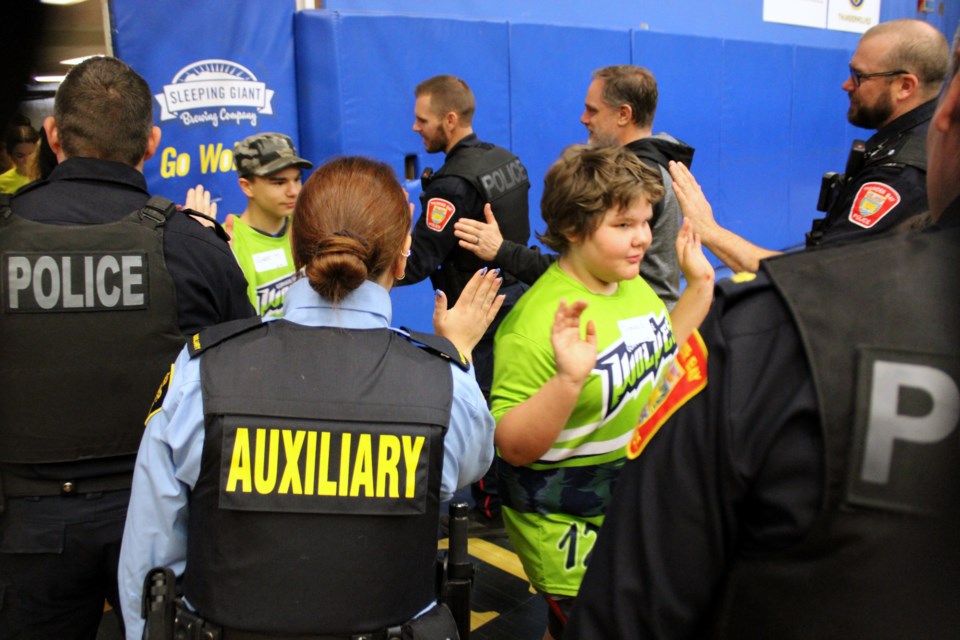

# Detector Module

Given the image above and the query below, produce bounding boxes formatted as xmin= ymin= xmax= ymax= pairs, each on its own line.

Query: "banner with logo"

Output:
xmin=764 ymin=0 xmax=881 ymax=34
xmin=109 ymin=0 xmax=302 ymax=219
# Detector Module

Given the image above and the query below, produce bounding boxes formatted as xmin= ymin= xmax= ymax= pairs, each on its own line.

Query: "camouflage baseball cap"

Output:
xmin=233 ymin=132 xmax=313 ymax=178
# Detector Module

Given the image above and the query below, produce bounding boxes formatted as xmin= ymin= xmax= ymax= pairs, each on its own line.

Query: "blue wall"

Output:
xmin=324 ymin=0 xmax=958 ymax=49
xmin=297 ymin=7 xmax=941 ymax=328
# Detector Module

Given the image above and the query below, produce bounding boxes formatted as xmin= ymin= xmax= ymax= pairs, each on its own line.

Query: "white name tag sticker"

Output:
xmin=252 ymin=248 xmax=288 ymax=273
xmin=618 ymin=316 xmax=654 ymax=349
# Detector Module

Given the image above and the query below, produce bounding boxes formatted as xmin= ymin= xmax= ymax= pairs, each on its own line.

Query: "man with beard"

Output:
xmin=659 ymin=19 xmax=949 ymax=272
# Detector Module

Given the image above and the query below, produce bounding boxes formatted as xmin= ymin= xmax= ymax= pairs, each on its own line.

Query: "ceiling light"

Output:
xmin=40 ymin=0 xmax=90 ymax=5
xmin=61 ymin=55 xmax=99 ymax=66
xmin=34 ymin=75 xmax=67 ymax=84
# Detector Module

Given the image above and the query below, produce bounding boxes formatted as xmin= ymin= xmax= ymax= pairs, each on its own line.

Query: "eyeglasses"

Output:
xmin=849 ymin=67 xmax=910 ymax=88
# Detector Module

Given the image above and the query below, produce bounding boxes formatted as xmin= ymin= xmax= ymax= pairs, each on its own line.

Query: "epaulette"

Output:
xmin=714 ymin=269 xmax=772 ymax=303
xmin=397 ymin=327 xmax=471 ymax=372
xmin=181 ymin=207 xmax=232 ymax=244
xmin=187 ymin=316 xmax=264 ymax=358
xmin=865 ymin=133 xmax=927 ymax=172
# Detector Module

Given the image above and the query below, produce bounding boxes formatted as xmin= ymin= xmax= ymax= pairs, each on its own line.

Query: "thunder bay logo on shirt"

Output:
xmin=154 ymin=59 xmax=275 ymax=128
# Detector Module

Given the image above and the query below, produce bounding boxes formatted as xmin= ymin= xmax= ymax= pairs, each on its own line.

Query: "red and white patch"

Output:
xmin=425 ymin=198 xmax=456 ymax=232
xmin=848 ymin=182 xmax=901 ymax=229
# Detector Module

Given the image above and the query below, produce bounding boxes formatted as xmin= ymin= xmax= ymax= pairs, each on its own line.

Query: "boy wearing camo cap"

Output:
xmin=228 ymin=132 xmax=313 ymax=317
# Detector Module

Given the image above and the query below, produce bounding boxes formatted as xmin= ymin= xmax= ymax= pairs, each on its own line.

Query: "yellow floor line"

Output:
xmin=465 ymin=538 xmax=529 ymax=582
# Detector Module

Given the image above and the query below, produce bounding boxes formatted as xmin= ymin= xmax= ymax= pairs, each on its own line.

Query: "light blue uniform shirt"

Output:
xmin=118 ymin=278 xmax=494 ymax=639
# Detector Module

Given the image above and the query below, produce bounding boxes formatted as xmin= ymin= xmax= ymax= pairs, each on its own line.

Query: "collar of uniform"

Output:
xmin=282 ymin=278 xmax=393 ymax=329
xmin=445 ymin=132 xmax=480 ymax=159
xmin=23 ymin=156 xmax=150 ymax=196
xmin=867 ymin=98 xmax=938 ymax=152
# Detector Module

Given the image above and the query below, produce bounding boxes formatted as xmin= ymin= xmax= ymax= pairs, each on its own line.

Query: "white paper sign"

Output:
xmin=763 ymin=0 xmax=828 ymax=29
xmin=827 ymin=0 xmax=882 ymax=34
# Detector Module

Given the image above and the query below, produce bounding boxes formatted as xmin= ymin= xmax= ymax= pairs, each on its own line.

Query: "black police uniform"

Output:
xmin=401 ymin=134 xmax=530 ymax=522
xmin=400 ymin=133 xmax=530 ymax=395
xmin=182 ymin=319 xmax=459 ymax=637
xmin=0 ymin=157 xmax=254 ymax=639
xmin=809 ymin=99 xmax=936 ymax=248
xmin=566 ymin=200 xmax=960 ymax=639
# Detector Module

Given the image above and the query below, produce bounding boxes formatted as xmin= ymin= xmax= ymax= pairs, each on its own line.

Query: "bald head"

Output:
xmin=862 ymin=19 xmax=949 ymax=100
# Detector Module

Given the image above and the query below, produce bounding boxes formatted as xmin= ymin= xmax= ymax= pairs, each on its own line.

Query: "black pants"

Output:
xmin=0 ymin=489 xmax=129 ymax=640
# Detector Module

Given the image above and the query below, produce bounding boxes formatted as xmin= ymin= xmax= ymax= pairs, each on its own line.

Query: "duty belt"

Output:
xmin=1 ymin=470 xmax=132 ymax=497
xmin=175 ymin=602 xmax=403 ymax=640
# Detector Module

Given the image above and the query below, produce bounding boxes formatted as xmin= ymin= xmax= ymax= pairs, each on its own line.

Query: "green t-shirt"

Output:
xmin=0 ymin=167 xmax=31 ymax=194
xmin=491 ymin=262 xmax=676 ymax=596
xmin=230 ymin=215 xmax=297 ymax=318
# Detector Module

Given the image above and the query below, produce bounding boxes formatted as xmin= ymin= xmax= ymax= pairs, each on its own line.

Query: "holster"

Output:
xmin=401 ymin=604 xmax=459 ymax=640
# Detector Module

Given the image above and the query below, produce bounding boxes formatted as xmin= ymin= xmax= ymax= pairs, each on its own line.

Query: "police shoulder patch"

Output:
xmin=425 ymin=198 xmax=456 ymax=232
xmin=145 ymin=364 xmax=175 ymax=426
xmin=627 ymin=330 xmax=708 ymax=459
xmin=848 ymin=181 xmax=901 ymax=229
xmin=187 ymin=316 xmax=264 ymax=358
xmin=398 ymin=327 xmax=470 ymax=372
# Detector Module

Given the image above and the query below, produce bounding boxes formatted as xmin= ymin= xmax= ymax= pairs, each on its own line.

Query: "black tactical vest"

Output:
xmin=421 ymin=141 xmax=530 ymax=281
xmin=707 ymin=226 xmax=960 ymax=639
xmin=0 ymin=197 xmax=183 ymax=463
xmin=184 ymin=320 xmax=454 ymax=635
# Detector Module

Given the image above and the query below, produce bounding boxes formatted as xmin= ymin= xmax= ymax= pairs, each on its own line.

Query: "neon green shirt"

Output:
xmin=491 ymin=262 xmax=676 ymax=596
xmin=229 ymin=215 xmax=297 ymax=318
xmin=0 ymin=167 xmax=31 ymax=194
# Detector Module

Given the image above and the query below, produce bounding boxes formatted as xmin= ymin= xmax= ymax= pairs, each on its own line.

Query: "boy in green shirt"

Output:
xmin=491 ymin=144 xmax=714 ymax=639
xmin=229 ymin=132 xmax=313 ymax=317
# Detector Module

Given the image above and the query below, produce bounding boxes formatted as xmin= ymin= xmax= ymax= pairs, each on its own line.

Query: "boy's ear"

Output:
xmin=238 ymin=176 xmax=255 ymax=198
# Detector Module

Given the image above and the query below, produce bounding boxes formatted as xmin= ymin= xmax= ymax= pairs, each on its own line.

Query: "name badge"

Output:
xmin=252 ymin=248 xmax=288 ymax=273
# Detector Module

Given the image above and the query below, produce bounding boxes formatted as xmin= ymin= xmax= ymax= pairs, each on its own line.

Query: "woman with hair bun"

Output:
xmin=119 ymin=156 xmax=504 ymax=639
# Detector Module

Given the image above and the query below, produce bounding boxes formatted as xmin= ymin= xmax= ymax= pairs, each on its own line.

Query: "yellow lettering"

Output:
xmin=317 ymin=431 xmax=337 ymax=496
xmin=254 ymin=428 xmax=279 ymax=494
xmin=226 ymin=427 xmax=252 ymax=492
xmin=304 ymin=431 xmax=317 ymax=495
xmin=349 ymin=433 xmax=374 ymax=497
xmin=338 ymin=433 xmax=352 ymax=496
xmin=376 ymin=435 xmax=401 ymax=498
xmin=685 ymin=356 xmax=702 ymax=382
xmin=402 ymin=436 xmax=425 ymax=498
xmin=278 ymin=429 xmax=305 ymax=495
xmin=198 ymin=143 xmax=223 ymax=174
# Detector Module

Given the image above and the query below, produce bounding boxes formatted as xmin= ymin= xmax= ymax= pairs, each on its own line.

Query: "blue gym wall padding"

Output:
xmin=293 ymin=8 xmax=938 ymax=328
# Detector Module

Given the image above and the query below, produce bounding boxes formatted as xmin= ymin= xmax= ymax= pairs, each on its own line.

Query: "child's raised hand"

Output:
xmin=551 ymin=299 xmax=597 ymax=387
xmin=676 ymin=218 xmax=714 ymax=286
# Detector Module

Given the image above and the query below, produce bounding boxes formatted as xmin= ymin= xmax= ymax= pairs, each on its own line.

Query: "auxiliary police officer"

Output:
xmin=0 ymin=57 xmax=253 ymax=639
xmin=566 ymin=25 xmax=960 ymax=640
xmin=405 ymin=74 xmax=531 ymax=529
xmin=119 ymin=156 xmax=501 ymax=640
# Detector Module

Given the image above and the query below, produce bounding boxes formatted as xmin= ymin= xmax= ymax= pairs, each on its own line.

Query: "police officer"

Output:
xmin=0 ymin=57 xmax=253 ymax=639
xmin=663 ymin=19 xmax=949 ymax=273
xmin=119 ymin=156 xmax=502 ymax=640
xmin=405 ymin=74 xmax=530 ymax=528
xmin=565 ymin=26 xmax=960 ymax=640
